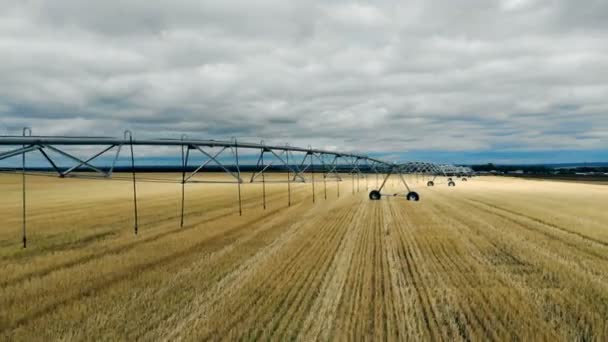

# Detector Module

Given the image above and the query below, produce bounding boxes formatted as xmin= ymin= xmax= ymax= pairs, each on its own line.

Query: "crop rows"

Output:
xmin=0 ymin=174 xmax=607 ymax=340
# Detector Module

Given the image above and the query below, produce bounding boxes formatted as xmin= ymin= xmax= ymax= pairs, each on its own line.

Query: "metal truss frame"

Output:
xmin=1 ymin=130 xmax=476 ymax=248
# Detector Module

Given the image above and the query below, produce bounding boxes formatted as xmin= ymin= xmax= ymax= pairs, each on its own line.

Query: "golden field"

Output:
xmin=1 ymin=173 xmax=607 ymax=340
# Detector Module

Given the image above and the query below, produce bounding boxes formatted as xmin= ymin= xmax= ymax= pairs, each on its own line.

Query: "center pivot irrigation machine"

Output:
xmin=0 ymin=129 xmax=472 ymax=247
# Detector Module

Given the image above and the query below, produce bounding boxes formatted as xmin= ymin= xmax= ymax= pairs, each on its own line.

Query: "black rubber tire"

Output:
xmin=369 ymin=190 xmax=381 ymax=200
xmin=448 ymin=181 xmax=456 ymax=187
xmin=462 ymin=178 xmax=467 ymax=181
xmin=406 ymin=191 xmax=420 ymax=201
xmin=427 ymin=181 xmax=434 ymax=187
xmin=447 ymin=177 xmax=453 ymax=181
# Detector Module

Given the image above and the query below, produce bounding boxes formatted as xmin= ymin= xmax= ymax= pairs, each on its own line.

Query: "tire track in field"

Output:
xmin=143 ymin=200 xmax=317 ymax=339
xmin=350 ymin=202 xmax=375 ymax=340
xmin=234 ymin=197 xmax=366 ymax=340
xmin=394 ymin=195 xmax=530 ymax=340
xmin=377 ymin=202 xmax=403 ymax=340
xmin=172 ymin=187 xmax=345 ymax=339
xmin=387 ymin=200 xmax=478 ymax=340
xmin=263 ymin=201 xmax=364 ymax=340
xmin=384 ymin=199 xmax=442 ymax=340
xmin=405 ymin=199 xmax=513 ymax=340
xmin=369 ymin=202 xmax=399 ymax=340
xmin=372 ymin=203 xmax=391 ymax=341
xmin=381 ymin=200 xmax=421 ymax=339
xmin=329 ymin=198 xmax=375 ymax=340
xmin=206 ymin=195 xmax=359 ymax=340
xmin=335 ymin=202 xmax=382 ymax=340
xmin=130 ymin=200 xmax=322 ymax=338
xmin=161 ymin=196 xmax=356 ymax=340
xmin=226 ymin=200 xmax=350 ymax=340
xmin=384 ymin=202 xmax=427 ymax=339
xmin=276 ymin=203 xmax=365 ymax=340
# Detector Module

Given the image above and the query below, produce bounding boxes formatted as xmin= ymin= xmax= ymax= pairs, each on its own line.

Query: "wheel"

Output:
xmin=406 ymin=191 xmax=420 ymax=201
xmin=462 ymin=178 xmax=467 ymax=181
xmin=427 ymin=181 xmax=434 ymax=187
xmin=447 ymin=177 xmax=453 ymax=181
xmin=369 ymin=190 xmax=381 ymax=200
xmin=448 ymin=181 xmax=456 ymax=187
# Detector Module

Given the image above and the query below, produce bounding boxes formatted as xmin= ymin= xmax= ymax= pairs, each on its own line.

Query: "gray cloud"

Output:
xmin=0 ymin=0 xmax=607 ymax=154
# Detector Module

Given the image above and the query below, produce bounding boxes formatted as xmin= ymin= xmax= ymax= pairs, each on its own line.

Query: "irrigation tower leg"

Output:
xmin=126 ymin=131 xmax=139 ymax=235
xmin=22 ymin=146 xmax=26 ymax=248
xmin=286 ymin=147 xmax=291 ymax=207
xmin=261 ymin=149 xmax=266 ymax=210
xmin=310 ymin=152 xmax=315 ymax=203
xmin=234 ymin=139 xmax=242 ymax=216
xmin=337 ymin=172 xmax=340 ymax=198
xmin=22 ymin=127 xmax=31 ymax=248
xmin=180 ymin=138 xmax=190 ymax=228
xmin=321 ymin=156 xmax=327 ymax=200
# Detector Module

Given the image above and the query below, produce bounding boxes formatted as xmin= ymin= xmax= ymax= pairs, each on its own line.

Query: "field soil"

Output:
xmin=1 ymin=173 xmax=607 ymax=340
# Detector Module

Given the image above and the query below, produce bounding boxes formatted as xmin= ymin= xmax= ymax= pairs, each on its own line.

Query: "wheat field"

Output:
xmin=0 ymin=173 xmax=607 ymax=340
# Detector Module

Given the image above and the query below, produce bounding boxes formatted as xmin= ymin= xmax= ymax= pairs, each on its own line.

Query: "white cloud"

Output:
xmin=0 ymin=0 xmax=606 ymax=155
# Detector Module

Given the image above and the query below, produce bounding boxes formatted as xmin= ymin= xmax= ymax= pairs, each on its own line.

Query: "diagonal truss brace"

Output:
xmin=0 ymin=145 xmax=39 ymax=161
xmin=268 ymin=149 xmax=306 ymax=182
xmin=50 ymin=145 xmax=116 ymax=177
xmin=250 ymin=148 xmax=278 ymax=183
xmin=190 ymin=145 xmax=242 ymax=183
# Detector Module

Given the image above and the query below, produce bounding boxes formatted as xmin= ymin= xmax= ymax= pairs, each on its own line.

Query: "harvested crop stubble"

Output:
xmin=0 ymin=174 xmax=607 ymax=340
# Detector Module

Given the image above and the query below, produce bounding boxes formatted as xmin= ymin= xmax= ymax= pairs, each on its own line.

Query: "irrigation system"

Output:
xmin=0 ymin=129 xmax=473 ymax=247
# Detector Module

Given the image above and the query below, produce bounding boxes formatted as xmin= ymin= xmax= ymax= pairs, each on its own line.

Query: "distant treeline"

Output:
xmin=471 ymin=163 xmax=608 ymax=175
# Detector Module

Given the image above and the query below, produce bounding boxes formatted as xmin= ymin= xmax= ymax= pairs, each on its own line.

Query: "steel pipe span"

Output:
xmin=0 ymin=130 xmax=477 ymax=247
xmin=0 ymin=135 xmax=390 ymax=165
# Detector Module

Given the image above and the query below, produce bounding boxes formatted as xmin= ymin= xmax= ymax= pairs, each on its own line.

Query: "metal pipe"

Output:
xmin=0 ymin=136 xmax=391 ymax=167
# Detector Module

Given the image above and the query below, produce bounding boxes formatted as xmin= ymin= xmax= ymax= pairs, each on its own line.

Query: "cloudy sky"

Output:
xmin=1 ymin=0 xmax=607 ymax=164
